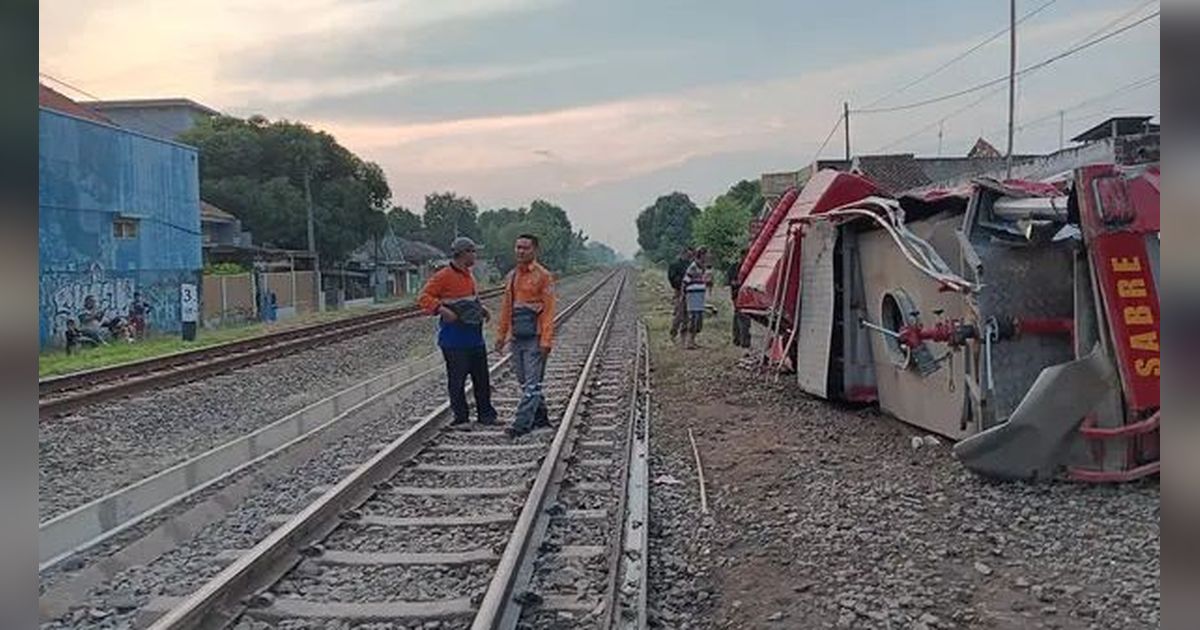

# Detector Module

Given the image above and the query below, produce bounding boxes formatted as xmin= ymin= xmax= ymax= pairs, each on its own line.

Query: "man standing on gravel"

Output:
xmin=667 ymin=247 xmax=693 ymax=342
xmin=496 ymin=234 xmax=557 ymax=438
xmin=418 ymin=236 xmax=498 ymax=426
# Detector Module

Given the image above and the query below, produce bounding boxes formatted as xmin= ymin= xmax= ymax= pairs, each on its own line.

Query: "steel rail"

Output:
xmin=470 ymin=270 xmax=628 ymax=630
xmin=145 ymin=268 xmax=621 ymax=630
xmin=38 ymin=350 xmax=446 ymax=572
xmin=611 ymin=322 xmax=651 ymax=629
xmin=597 ymin=322 xmax=645 ymax=629
xmin=38 ymin=286 xmax=510 ymax=419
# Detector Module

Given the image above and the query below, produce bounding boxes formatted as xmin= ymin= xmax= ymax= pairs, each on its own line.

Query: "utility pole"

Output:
xmin=843 ymin=101 xmax=851 ymax=162
xmin=938 ymin=121 xmax=944 ymax=157
xmin=1058 ymin=110 xmax=1065 ymax=150
xmin=303 ymin=166 xmax=321 ymax=311
xmin=1005 ymin=0 xmax=1017 ymax=179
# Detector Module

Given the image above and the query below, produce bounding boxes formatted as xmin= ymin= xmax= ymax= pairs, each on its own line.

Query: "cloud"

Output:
xmin=220 ymin=0 xmax=566 ymax=83
xmin=302 ymin=3 xmax=1157 ymax=254
xmin=39 ymin=0 xmax=1157 ymax=255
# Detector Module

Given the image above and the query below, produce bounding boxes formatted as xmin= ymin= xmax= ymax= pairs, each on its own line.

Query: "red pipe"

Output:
xmin=1077 ymin=410 xmax=1160 ymax=439
xmin=1068 ymin=460 xmax=1159 ymax=483
xmin=1016 ymin=317 xmax=1074 ymax=337
xmin=737 ymin=187 xmax=799 ymax=286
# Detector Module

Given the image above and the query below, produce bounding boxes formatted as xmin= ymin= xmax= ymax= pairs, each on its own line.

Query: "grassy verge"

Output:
xmin=38 ymin=267 xmax=608 ymax=379
xmin=635 ymin=267 xmax=742 ymax=383
xmin=38 ymin=296 xmax=417 ymax=378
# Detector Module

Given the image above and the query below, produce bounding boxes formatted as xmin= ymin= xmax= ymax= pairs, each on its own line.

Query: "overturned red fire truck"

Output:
xmin=736 ymin=164 xmax=1159 ymax=482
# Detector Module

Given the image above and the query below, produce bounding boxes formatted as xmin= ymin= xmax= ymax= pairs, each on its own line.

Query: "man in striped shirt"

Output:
xmin=418 ymin=237 xmax=498 ymax=426
xmin=496 ymin=234 xmax=557 ymax=437
xmin=682 ymin=247 xmax=713 ymax=349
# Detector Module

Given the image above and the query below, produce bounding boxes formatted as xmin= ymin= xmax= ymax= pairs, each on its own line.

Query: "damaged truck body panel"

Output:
xmin=749 ymin=163 xmax=1160 ymax=482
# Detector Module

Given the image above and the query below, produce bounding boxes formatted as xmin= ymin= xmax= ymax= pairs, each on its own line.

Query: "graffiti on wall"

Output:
xmin=40 ymin=263 xmax=181 ymax=345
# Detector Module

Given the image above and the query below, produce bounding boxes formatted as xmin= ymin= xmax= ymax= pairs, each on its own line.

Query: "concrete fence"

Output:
xmin=202 ymin=273 xmax=256 ymax=326
xmin=202 ymin=270 xmax=319 ymax=327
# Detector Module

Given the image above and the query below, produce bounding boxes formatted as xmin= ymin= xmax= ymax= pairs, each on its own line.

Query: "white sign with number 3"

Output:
xmin=180 ymin=283 xmax=199 ymax=323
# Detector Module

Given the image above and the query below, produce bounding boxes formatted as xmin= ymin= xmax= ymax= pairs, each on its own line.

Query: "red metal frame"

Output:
xmin=1070 ymin=164 xmax=1160 ymax=482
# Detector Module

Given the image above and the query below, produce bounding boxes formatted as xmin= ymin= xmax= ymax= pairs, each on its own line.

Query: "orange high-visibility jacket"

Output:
xmin=497 ymin=261 xmax=556 ymax=348
xmin=417 ymin=263 xmax=479 ymax=314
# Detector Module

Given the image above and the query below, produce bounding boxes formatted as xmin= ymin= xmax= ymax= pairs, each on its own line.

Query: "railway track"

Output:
xmin=140 ymin=268 xmax=649 ymax=630
xmin=38 ymin=286 xmax=508 ymax=419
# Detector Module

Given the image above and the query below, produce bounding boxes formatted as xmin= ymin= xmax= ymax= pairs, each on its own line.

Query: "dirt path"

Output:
xmin=637 ymin=269 xmax=1159 ymax=630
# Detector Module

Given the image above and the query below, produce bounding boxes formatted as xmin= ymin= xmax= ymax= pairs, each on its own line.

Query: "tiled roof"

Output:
xmin=396 ymin=237 xmax=446 ymax=263
xmin=39 ymin=83 xmax=114 ymax=124
xmin=968 ymin=138 xmax=1003 ymax=159
xmin=200 ymin=200 xmax=237 ymax=222
xmin=851 ymin=154 xmax=934 ymax=194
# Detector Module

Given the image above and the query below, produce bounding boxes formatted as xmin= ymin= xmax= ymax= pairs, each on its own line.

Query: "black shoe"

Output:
xmin=505 ymin=426 xmax=530 ymax=439
xmin=478 ymin=416 xmax=498 ymax=426
xmin=449 ymin=417 xmax=469 ymax=427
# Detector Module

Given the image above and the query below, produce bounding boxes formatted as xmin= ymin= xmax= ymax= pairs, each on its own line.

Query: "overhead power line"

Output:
xmin=874 ymin=84 xmax=1009 ymax=153
xmin=862 ymin=0 xmax=1059 ymax=109
xmin=851 ymin=9 xmax=1159 ymax=115
xmin=934 ymin=74 xmax=1159 ymax=153
xmin=807 ymin=113 xmax=846 ymax=165
xmin=876 ymin=72 xmax=1157 ymax=154
xmin=1016 ymin=73 xmax=1159 ymax=132
xmin=1063 ymin=0 xmax=1158 ymax=50
xmin=39 ymin=71 xmax=104 ymax=101
xmin=39 ymin=70 xmax=191 ymax=140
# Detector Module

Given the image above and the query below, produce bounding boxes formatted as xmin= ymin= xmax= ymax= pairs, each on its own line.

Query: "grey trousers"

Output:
xmin=511 ymin=336 xmax=549 ymax=431
xmin=669 ymin=291 xmax=687 ymax=338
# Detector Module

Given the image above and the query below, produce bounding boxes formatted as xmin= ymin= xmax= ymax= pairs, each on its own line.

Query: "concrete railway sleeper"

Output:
xmin=37 ymin=272 xmax=613 ymax=577
xmin=140 ymin=268 xmax=650 ymax=630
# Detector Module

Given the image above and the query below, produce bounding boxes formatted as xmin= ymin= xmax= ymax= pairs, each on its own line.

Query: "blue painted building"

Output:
xmin=39 ymin=92 xmax=202 ymax=347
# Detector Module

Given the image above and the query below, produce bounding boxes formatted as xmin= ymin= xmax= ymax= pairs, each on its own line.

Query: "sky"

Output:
xmin=40 ymin=0 xmax=1160 ymax=256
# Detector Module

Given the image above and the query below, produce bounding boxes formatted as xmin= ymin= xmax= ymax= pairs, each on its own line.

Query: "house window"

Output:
xmin=113 ymin=219 xmax=139 ymax=239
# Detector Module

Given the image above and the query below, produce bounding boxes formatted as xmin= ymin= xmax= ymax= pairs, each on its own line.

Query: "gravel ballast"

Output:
xmin=40 ymin=272 xmax=621 ymax=629
xmin=39 ymin=271 xmax=604 ymax=521
xmin=638 ymin=271 xmax=1159 ymax=630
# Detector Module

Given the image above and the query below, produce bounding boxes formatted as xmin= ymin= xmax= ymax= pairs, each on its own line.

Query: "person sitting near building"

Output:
xmin=78 ymin=295 xmax=106 ymax=345
xmin=682 ymin=247 xmax=713 ymax=349
xmin=127 ymin=291 xmax=151 ymax=339
xmin=417 ymin=236 xmax=499 ymax=427
xmin=64 ymin=317 xmax=83 ymax=354
xmin=668 ymin=247 xmax=693 ymax=342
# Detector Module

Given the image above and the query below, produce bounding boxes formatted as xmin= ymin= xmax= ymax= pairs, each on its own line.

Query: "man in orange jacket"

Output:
xmin=418 ymin=236 xmax=498 ymax=426
xmin=496 ymin=233 xmax=557 ymax=437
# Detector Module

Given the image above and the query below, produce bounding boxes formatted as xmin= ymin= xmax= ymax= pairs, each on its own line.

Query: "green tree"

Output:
xmin=725 ymin=179 xmax=765 ymax=217
xmin=585 ymin=241 xmax=618 ymax=265
xmin=635 ymin=192 xmax=699 ymax=264
xmin=693 ymin=195 xmax=753 ymax=269
xmin=180 ymin=114 xmax=390 ymax=264
xmin=475 ymin=200 xmax=599 ymax=275
xmin=387 ymin=206 xmax=424 ymax=240
xmin=422 ymin=192 xmax=481 ymax=251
